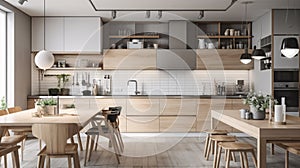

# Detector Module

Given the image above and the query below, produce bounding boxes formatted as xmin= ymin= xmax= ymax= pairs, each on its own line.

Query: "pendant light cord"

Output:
xmin=43 ymin=0 xmax=45 ymax=50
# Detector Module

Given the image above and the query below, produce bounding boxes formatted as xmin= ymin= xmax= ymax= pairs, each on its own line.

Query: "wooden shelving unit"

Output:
xmin=109 ymin=35 xmax=160 ymax=39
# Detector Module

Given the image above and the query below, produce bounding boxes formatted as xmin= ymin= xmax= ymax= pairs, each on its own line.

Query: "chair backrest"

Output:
xmin=32 ymin=123 xmax=78 ymax=154
xmin=0 ymin=109 xmax=8 ymax=116
xmin=107 ymin=106 xmax=122 ymax=123
xmin=7 ymin=106 xmax=22 ymax=114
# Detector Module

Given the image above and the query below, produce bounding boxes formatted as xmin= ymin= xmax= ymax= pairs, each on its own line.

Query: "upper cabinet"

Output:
xmin=32 ymin=17 xmax=102 ymax=53
xmin=273 ymin=9 xmax=300 ymax=35
xmin=169 ymin=20 xmax=187 ymax=49
xmin=252 ymin=11 xmax=272 ymax=48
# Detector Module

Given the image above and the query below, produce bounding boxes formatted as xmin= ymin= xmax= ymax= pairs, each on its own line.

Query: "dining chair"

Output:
xmin=0 ymin=109 xmax=26 ymax=168
xmin=0 ymin=146 xmax=21 ymax=168
xmin=32 ymin=123 xmax=80 ymax=168
xmin=84 ymin=106 xmax=123 ymax=166
xmin=7 ymin=106 xmax=32 ymax=160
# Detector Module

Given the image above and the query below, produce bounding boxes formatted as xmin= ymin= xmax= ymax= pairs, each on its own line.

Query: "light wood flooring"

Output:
xmin=2 ymin=134 xmax=300 ymax=168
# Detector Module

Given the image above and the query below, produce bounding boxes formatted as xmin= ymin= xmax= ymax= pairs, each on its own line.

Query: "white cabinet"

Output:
xmin=31 ymin=17 xmax=44 ymax=51
xmin=45 ymin=17 xmax=64 ymax=52
xmin=64 ymin=17 xmax=101 ymax=53
xmin=32 ymin=17 xmax=102 ymax=53
xmin=273 ymin=9 xmax=300 ymax=35
xmin=252 ymin=11 xmax=272 ymax=48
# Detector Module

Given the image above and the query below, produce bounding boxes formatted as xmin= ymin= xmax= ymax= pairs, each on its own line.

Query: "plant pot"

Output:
xmin=250 ymin=105 xmax=265 ymax=120
xmin=43 ymin=105 xmax=56 ymax=115
xmin=48 ymin=88 xmax=60 ymax=96
xmin=61 ymin=88 xmax=70 ymax=96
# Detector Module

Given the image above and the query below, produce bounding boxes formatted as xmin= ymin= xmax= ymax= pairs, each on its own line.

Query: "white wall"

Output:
xmin=0 ymin=1 xmax=31 ymax=109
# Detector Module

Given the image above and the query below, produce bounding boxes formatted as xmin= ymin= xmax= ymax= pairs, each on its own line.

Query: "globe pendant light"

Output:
xmin=240 ymin=1 xmax=252 ymax=64
xmin=34 ymin=0 xmax=54 ymax=70
xmin=281 ymin=37 xmax=299 ymax=58
xmin=252 ymin=45 xmax=266 ymax=60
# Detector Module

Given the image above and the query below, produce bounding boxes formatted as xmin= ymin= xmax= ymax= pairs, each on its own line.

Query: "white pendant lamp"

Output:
xmin=281 ymin=37 xmax=299 ymax=58
xmin=239 ymin=1 xmax=252 ymax=64
xmin=34 ymin=0 xmax=54 ymax=70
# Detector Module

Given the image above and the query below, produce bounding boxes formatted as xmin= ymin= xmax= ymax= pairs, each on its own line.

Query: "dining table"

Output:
xmin=0 ymin=108 xmax=100 ymax=137
xmin=211 ymin=110 xmax=300 ymax=168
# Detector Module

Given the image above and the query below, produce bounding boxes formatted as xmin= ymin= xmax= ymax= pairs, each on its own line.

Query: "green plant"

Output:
xmin=36 ymin=98 xmax=57 ymax=107
xmin=0 ymin=96 xmax=6 ymax=110
xmin=56 ymin=74 xmax=70 ymax=89
xmin=243 ymin=92 xmax=277 ymax=111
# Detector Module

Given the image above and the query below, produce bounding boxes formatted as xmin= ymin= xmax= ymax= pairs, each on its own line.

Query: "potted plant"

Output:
xmin=57 ymin=74 xmax=71 ymax=95
xmin=36 ymin=98 xmax=57 ymax=115
xmin=243 ymin=92 xmax=277 ymax=120
xmin=0 ymin=96 xmax=7 ymax=110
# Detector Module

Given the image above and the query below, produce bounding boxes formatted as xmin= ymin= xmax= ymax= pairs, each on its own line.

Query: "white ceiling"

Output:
xmin=4 ymin=0 xmax=300 ymax=22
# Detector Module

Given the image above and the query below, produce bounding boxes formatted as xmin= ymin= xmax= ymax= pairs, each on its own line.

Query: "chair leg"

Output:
xmin=46 ymin=156 xmax=50 ymax=168
xmin=73 ymin=152 xmax=80 ymax=168
xmin=4 ymin=155 xmax=7 ymax=168
xmin=94 ymin=135 xmax=99 ymax=151
xmin=231 ymin=151 xmax=236 ymax=162
xmin=110 ymin=132 xmax=120 ymax=164
xmin=243 ymin=152 xmax=249 ymax=168
xmin=225 ymin=149 xmax=231 ymax=168
xmin=271 ymin=143 xmax=275 ymax=155
xmin=77 ymin=132 xmax=83 ymax=151
xmin=250 ymin=149 xmax=257 ymax=168
xmin=239 ymin=152 xmax=245 ymax=168
xmin=216 ymin=145 xmax=222 ymax=168
xmin=39 ymin=139 xmax=42 ymax=150
xmin=68 ymin=156 xmax=72 ymax=168
xmin=12 ymin=149 xmax=20 ymax=168
xmin=88 ymin=135 xmax=95 ymax=161
xmin=213 ymin=141 xmax=218 ymax=168
xmin=11 ymin=151 xmax=16 ymax=168
xmin=206 ymin=138 xmax=212 ymax=160
xmin=21 ymin=138 xmax=25 ymax=161
xmin=203 ymin=134 xmax=209 ymax=158
xmin=116 ymin=129 xmax=124 ymax=153
xmin=37 ymin=155 xmax=45 ymax=168
xmin=84 ymin=135 xmax=90 ymax=166
xmin=285 ymin=151 xmax=289 ymax=168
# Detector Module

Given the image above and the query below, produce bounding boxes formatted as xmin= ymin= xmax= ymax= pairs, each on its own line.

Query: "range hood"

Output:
xmin=156 ymin=49 xmax=196 ymax=70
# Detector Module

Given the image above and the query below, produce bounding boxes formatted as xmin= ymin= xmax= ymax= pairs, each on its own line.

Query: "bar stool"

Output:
xmin=203 ymin=129 xmax=228 ymax=158
xmin=206 ymin=134 xmax=236 ymax=161
xmin=216 ymin=142 xmax=257 ymax=168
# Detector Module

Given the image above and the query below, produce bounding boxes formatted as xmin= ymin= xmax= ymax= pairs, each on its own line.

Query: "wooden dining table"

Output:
xmin=0 ymin=108 xmax=100 ymax=136
xmin=211 ymin=110 xmax=300 ymax=168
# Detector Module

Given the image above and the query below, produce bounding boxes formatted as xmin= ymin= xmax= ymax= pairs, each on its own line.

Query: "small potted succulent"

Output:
xmin=36 ymin=98 xmax=57 ymax=115
xmin=57 ymin=74 xmax=71 ymax=95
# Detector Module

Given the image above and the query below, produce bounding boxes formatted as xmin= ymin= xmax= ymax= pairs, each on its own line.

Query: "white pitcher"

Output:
xmin=198 ymin=39 xmax=205 ymax=49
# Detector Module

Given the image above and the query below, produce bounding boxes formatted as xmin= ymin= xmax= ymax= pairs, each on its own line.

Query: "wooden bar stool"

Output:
xmin=206 ymin=134 xmax=236 ymax=161
xmin=275 ymin=142 xmax=300 ymax=168
xmin=203 ymin=129 xmax=228 ymax=158
xmin=216 ymin=142 xmax=257 ymax=168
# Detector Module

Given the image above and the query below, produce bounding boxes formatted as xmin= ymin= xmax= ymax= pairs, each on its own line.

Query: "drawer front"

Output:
xmin=160 ymin=99 xmax=197 ymax=115
xmin=160 ymin=116 xmax=196 ymax=132
xmin=127 ymin=99 xmax=159 ymax=116
xmin=126 ymin=116 xmax=159 ymax=132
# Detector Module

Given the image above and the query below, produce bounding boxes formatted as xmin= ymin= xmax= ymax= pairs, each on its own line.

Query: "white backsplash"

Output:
xmin=32 ymin=70 xmax=249 ymax=96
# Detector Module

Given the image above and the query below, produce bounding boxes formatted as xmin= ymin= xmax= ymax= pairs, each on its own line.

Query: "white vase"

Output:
xmin=198 ymin=39 xmax=205 ymax=49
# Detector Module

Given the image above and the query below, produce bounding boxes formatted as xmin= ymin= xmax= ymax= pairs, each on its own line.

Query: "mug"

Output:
xmin=240 ymin=109 xmax=246 ymax=119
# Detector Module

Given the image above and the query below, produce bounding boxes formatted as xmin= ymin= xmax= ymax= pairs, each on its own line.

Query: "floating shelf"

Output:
xmin=45 ymin=67 xmax=103 ymax=70
xmin=109 ymin=35 xmax=160 ymax=39
xmin=197 ymin=35 xmax=252 ymax=39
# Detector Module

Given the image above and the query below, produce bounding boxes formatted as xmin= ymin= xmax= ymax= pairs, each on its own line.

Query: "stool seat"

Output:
xmin=216 ymin=142 xmax=257 ymax=168
xmin=204 ymin=129 xmax=228 ymax=135
xmin=210 ymin=135 xmax=237 ymax=142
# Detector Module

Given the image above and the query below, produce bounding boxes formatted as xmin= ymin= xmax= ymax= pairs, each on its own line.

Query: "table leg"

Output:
xmin=257 ymin=137 xmax=267 ymax=168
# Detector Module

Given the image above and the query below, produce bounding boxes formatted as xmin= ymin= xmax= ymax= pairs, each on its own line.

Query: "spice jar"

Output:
xmin=245 ymin=111 xmax=252 ymax=120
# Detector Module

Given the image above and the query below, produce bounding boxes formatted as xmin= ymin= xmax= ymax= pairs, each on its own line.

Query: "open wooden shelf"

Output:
xmin=197 ymin=35 xmax=252 ymax=39
xmin=109 ymin=35 xmax=160 ymax=39
xmin=45 ymin=67 xmax=103 ymax=70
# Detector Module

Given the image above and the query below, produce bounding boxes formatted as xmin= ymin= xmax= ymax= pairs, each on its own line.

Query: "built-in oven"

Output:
xmin=274 ymin=69 xmax=299 ymax=112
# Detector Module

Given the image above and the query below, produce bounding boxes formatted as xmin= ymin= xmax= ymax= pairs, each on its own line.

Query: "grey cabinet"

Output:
xmin=169 ymin=20 xmax=187 ymax=49
xmin=273 ymin=9 xmax=300 ymax=35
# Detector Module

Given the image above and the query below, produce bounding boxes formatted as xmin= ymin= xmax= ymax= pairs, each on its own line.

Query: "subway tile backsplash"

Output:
xmin=32 ymin=70 xmax=249 ymax=96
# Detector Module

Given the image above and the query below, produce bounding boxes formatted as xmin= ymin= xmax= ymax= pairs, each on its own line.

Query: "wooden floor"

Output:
xmin=2 ymin=134 xmax=300 ymax=168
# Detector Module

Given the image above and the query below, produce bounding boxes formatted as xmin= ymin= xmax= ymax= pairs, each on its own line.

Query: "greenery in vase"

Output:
xmin=0 ymin=96 xmax=7 ymax=110
xmin=56 ymin=74 xmax=70 ymax=89
xmin=36 ymin=98 xmax=57 ymax=107
xmin=243 ymin=92 xmax=278 ymax=112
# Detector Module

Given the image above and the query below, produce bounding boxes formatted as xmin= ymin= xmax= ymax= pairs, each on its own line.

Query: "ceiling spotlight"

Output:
xmin=157 ymin=10 xmax=162 ymax=19
xmin=145 ymin=10 xmax=151 ymax=18
xmin=111 ymin=10 xmax=117 ymax=19
xmin=198 ymin=10 xmax=204 ymax=19
xmin=18 ymin=0 xmax=27 ymax=5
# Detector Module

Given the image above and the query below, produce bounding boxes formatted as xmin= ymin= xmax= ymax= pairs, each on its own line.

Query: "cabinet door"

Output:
xmin=64 ymin=17 xmax=101 ymax=52
xmin=273 ymin=10 xmax=300 ymax=35
xmin=103 ymin=49 xmax=156 ymax=69
xmin=32 ymin=17 xmax=44 ymax=52
xmin=169 ymin=20 xmax=187 ymax=49
xmin=160 ymin=99 xmax=197 ymax=115
xmin=160 ymin=116 xmax=196 ymax=132
xmin=127 ymin=116 xmax=159 ymax=132
xmin=45 ymin=17 xmax=64 ymax=52
xmin=197 ymin=49 xmax=254 ymax=70
xmin=127 ymin=98 xmax=159 ymax=116
xmin=27 ymin=98 xmax=35 ymax=109
xmin=196 ymin=99 xmax=212 ymax=132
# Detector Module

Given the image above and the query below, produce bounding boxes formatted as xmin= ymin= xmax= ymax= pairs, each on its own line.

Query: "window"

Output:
xmin=0 ymin=9 xmax=6 ymax=99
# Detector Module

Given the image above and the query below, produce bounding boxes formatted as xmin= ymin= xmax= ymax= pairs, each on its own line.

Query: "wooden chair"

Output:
xmin=203 ymin=129 xmax=228 ymax=158
xmin=0 ymin=109 xmax=26 ymax=168
xmin=32 ymin=123 xmax=80 ymax=168
xmin=7 ymin=106 xmax=32 ymax=160
xmin=206 ymin=135 xmax=237 ymax=161
xmin=84 ymin=106 xmax=123 ymax=166
xmin=275 ymin=142 xmax=300 ymax=168
xmin=0 ymin=146 xmax=21 ymax=168
xmin=216 ymin=142 xmax=257 ymax=168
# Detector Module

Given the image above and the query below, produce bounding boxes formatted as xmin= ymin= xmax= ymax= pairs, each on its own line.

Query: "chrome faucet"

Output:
xmin=127 ymin=80 xmax=140 ymax=95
